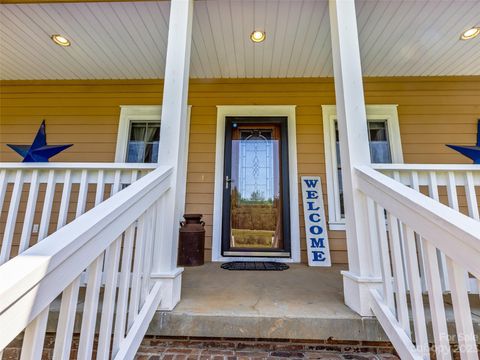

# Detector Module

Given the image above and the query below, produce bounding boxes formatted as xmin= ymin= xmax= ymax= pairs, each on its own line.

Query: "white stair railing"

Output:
xmin=0 ymin=163 xmax=156 ymax=265
xmin=356 ymin=166 xmax=480 ymax=360
xmin=374 ymin=164 xmax=480 ymax=294
xmin=0 ymin=165 xmax=173 ymax=359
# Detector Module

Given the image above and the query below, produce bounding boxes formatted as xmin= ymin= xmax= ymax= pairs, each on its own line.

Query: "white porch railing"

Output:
xmin=0 ymin=163 xmax=156 ymax=265
xmin=357 ymin=166 xmax=480 ymax=360
xmin=0 ymin=165 xmax=172 ymax=359
xmin=374 ymin=164 xmax=480 ymax=294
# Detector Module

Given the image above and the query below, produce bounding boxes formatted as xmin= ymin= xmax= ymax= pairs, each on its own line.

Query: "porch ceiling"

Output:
xmin=0 ymin=0 xmax=479 ymax=80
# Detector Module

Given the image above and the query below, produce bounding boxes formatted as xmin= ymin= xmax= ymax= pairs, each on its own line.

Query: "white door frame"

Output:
xmin=212 ymin=105 xmax=301 ymax=263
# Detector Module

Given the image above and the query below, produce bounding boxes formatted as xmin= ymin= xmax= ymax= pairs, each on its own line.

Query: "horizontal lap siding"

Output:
xmin=1 ymin=77 xmax=479 ymax=264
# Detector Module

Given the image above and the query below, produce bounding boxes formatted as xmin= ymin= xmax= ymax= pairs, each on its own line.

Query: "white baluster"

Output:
xmin=445 ymin=257 xmax=478 ymax=360
xmin=37 ymin=170 xmax=55 ymax=242
xmin=111 ymin=170 xmax=122 ymax=195
xmin=402 ymin=224 xmax=429 ymax=357
xmin=446 ymin=172 xmax=471 ymax=292
xmin=112 ymin=224 xmax=135 ymax=355
xmin=409 ymin=171 xmax=427 ymax=292
xmin=57 ymin=170 xmax=72 ymax=229
xmin=464 ymin=171 xmax=479 ymax=221
xmin=0 ymin=170 xmax=24 ymax=264
xmin=19 ymin=170 xmax=39 ymax=254
xmin=128 ymin=212 xmax=147 ymax=329
xmin=131 ymin=170 xmax=139 ymax=184
xmin=464 ymin=171 xmax=480 ymax=296
xmin=97 ymin=238 xmax=122 ymax=360
xmin=428 ymin=171 xmax=449 ymax=291
xmin=387 ymin=213 xmax=410 ymax=337
xmin=52 ymin=277 xmax=81 ymax=360
xmin=20 ymin=307 xmax=49 ymax=360
xmin=77 ymin=254 xmax=104 ymax=360
xmin=366 ymin=198 xmax=381 ymax=276
xmin=94 ymin=170 xmax=105 ymax=205
xmin=141 ymin=203 xmax=156 ymax=305
xmin=423 ymin=239 xmax=451 ymax=360
xmin=75 ymin=170 xmax=89 ymax=218
xmin=375 ymin=203 xmax=395 ymax=313
xmin=0 ymin=169 xmax=7 ymax=216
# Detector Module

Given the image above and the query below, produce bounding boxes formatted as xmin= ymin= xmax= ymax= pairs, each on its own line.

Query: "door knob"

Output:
xmin=225 ymin=175 xmax=232 ymax=189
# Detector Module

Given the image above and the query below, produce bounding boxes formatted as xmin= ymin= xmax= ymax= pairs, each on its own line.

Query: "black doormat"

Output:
xmin=221 ymin=261 xmax=289 ymax=271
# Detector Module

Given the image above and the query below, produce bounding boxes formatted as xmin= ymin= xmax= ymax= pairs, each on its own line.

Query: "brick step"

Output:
xmin=136 ymin=337 xmax=400 ymax=360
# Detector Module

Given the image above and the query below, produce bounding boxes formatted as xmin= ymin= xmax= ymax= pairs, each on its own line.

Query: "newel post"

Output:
xmin=329 ymin=0 xmax=382 ymax=316
xmin=153 ymin=0 xmax=194 ymax=310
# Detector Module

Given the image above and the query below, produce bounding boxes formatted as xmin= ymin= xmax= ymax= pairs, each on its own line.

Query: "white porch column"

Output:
xmin=153 ymin=0 xmax=193 ymax=310
xmin=329 ymin=0 xmax=382 ymax=316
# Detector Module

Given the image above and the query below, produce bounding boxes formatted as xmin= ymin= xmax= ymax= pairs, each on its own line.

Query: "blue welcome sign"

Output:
xmin=301 ymin=176 xmax=331 ymax=267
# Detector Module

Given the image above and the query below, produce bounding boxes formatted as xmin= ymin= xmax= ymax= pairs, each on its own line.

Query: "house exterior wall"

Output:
xmin=1 ymin=77 xmax=479 ymax=263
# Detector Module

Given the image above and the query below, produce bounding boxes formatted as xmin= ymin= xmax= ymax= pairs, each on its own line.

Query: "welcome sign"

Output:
xmin=301 ymin=176 xmax=331 ymax=267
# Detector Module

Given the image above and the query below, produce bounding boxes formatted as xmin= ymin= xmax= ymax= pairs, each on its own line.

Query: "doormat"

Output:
xmin=221 ymin=261 xmax=289 ymax=271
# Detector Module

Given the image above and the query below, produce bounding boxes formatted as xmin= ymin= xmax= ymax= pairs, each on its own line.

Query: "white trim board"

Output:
xmin=212 ymin=105 xmax=301 ymax=263
xmin=115 ymin=105 xmax=163 ymax=162
xmin=322 ymin=104 xmax=403 ymax=231
xmin=115 ymin=105 xmax=192 ymax=164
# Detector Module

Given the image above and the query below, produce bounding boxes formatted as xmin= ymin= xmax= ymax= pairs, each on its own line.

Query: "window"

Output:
xmin=127 ymin=121 xmax=160 ymax=163
xmin=322 ymin=105 xmax=403 ymax=230
xmin=115 ymin=105 xmax=162 ymax=163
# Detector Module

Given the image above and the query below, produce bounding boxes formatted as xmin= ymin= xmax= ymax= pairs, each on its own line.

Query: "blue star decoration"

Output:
xmin=7 ymin=120 xmax=73 ymax=162
xmin=446 ymin=119 xmax=480 ymax=164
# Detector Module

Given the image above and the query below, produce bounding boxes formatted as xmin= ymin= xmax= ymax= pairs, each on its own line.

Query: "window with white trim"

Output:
xmin=115 ymin=105 xmax=162 ymax=163
xmin=126 ymin=121 xmax=160 ymax=163
xmin=322 ymin=105 xmax=403 ymax=230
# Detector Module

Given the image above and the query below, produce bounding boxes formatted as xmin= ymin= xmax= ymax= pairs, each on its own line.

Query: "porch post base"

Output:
xmin=342 ymin=271 xmax=383 ymax=317
xmin=151 ymin=268 xmax=184 ymax=311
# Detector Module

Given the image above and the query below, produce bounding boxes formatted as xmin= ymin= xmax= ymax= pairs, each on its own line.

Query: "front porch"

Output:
xmin=1 ymin=0 xmax=480 ymax=358
xmin=148 ymin=263 xmax=381 ymax=341
xmin=35 ymin=262 xmax=478 ymax=343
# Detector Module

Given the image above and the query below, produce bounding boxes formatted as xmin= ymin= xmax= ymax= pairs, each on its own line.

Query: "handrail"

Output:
xmin=372 ymin=163 xmax=480 ymax=171
xmin=356 ymin=165 xmax=480 ymax=278
xmin=0 ymin=163 xmax=157 ymax=264
xmin=356 ymin=165 xmax=480 ymax=359
xmin=0 ymin=165 xmax=173 ymax=350
xmin=0 ymin=162 xmax=158 ymax=170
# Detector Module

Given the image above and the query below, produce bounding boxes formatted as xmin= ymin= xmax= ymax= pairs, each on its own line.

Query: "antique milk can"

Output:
xmin=178 ymin=214 xmax=205 ymax=266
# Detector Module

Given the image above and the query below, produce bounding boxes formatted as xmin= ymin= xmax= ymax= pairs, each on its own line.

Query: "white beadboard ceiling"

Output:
xmin=1 ymin=0 xmax=479 ymax=80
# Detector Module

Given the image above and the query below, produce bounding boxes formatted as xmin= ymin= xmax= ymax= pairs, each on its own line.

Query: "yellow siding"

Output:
xmin=1 ymin=77 xmax=479 ymax=264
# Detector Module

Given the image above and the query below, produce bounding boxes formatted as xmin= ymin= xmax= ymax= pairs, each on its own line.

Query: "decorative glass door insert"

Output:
xmin=222 ymin=117 xmax=291 ymax=257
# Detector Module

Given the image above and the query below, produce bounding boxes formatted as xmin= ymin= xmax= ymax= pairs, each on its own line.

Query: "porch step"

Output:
xmin=147 ymin=264 xmax=390 ymax=342
xmin=137 ymin=336 xmax=400 ymax=359
xmin=43 ymin=263 xmax=480 ymax=343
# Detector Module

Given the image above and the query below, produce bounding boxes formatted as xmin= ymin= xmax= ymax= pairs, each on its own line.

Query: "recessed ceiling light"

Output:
xmin=250 ymin=30 xmax=266 ymax=43
xmin=460 ymin=27 xmax=480 ymax=40
xmin=51 ymin=34 xmax=71 ymax=47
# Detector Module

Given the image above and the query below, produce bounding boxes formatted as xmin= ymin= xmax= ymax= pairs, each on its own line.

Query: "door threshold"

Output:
xmin=222 ymin=251 xmax=291 ymax=257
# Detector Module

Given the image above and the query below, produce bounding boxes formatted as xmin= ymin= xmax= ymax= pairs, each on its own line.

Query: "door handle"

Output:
xmin=225 ymin=175 xmax=232 ymax=189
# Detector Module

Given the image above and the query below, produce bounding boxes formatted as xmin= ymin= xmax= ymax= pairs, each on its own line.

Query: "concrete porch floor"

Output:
xmin=147 ymin=263 xmax=389 ymax=341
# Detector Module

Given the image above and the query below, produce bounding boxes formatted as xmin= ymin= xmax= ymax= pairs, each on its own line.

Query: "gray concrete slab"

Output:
xmin=147 ymin=263 xmax=390 ymax=341
xmin=43 ymin=262 xmax=480 ymax=343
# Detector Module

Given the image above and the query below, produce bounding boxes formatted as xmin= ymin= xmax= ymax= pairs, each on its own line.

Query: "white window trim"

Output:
xmin=212 ymin=105 xmax=301 ymax=263
xmin=322 ymin=104 xmax=403 ymax=231
xmin=115 ymin=105 xmax=163 ymax=162
xmin=115 ymin=105 xmax=192 ymax=164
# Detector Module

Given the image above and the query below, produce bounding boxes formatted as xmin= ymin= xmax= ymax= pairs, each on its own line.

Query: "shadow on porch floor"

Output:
xmin=147 ymin=263 xmax=389 ymax=342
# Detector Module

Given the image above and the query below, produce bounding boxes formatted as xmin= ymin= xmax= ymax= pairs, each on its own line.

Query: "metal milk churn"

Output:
xmin=177 ymin=214 xmax=205 ymax=266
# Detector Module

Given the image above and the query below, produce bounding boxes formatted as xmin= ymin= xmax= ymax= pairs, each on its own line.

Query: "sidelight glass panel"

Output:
xmin=229 ymin=125 xmax=283 ymax=249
